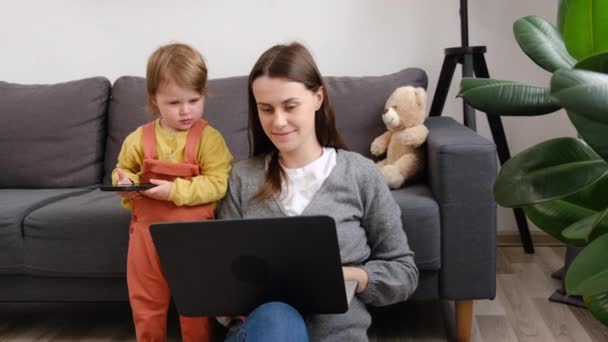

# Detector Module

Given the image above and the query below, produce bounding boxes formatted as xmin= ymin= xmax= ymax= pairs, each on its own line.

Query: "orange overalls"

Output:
xmin=127 ymin=119 xmax=214 ymax=342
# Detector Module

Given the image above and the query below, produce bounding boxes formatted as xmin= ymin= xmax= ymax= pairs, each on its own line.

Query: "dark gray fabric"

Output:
xmin=23 ymin=190 xmax=130 ymax=277
xmin=425 ymin=116 xmax=497 ymax=300
xmin=409 ymin=271 xmax=439 ymax=300
xmin=326 ymin=68 xmax=427 ymax=157
xmin=0 ymin=275 xmax=127 ymax=301
xmin=0 ymin=78 xmax=110 ymax=188
xmin=0 ymin=189 xmax=90 ymax=274
xmin=392 ymin=184 xmax=441 ymax=271
xmin=205 ymin=76 xmax=250 ymax=161
xmin=103 ymin=76 xmax=149 ymax=184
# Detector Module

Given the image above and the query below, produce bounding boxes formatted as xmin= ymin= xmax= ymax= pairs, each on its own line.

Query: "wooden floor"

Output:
xmin=1 ymin=246 xmax=608 ymax=341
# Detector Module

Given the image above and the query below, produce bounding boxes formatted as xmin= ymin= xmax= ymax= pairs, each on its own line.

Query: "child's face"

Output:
xmin=252 ymin=76 xmax=323 ymax=158
xmin=152 ymin=80 xmax=204 ymax=132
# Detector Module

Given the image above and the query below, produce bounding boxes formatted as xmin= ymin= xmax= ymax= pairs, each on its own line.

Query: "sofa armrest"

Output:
xmin=425 ymin=116 xmax=497 ymax=300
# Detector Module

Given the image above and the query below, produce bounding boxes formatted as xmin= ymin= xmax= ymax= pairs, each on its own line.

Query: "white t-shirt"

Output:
xmin=279 ymin=147 xmax=337 ymax=216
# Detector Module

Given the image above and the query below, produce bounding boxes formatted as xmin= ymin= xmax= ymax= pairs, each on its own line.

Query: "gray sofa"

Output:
xmin=0 ymin=68 xmax=496 ymax=339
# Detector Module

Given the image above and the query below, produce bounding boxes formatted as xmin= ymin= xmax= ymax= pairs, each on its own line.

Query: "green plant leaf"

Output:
xmin=551 ymin=69 xmax=608 ymax=124
xmin=562 ymin=0 xmax=608 ymax=60
xmin=574 ymin=51 xmax=608 ymax=72
xmin=566 ymin=234 xmax=608 ymax=296
xmin=525 ymin=204 xmax=589 ymax=245
xmin=567 ymin=110 xmax=608 ymax=160
xmin=523 ymin=174 xmax=608 ymax=244
xmin=583 ymin=292 xmax=608 ymax=326
xmin=557 ymin=0 xmax=574 ymax=32
xmin=494 ymin=137 xmax=608 ymax=207
xmin=562 ymin=208 xmax=608 ymax=245
xmin=513 ymin=16 xmax=576 ymax=72
xmin=459 ymin=78 xmax=560 ymax=116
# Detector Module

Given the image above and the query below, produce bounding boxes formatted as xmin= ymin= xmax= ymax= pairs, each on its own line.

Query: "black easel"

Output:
xmin=429 ymin=0 xmax=534 ymax=254
xmin=549 ymin=246 xmax=585 ymax=307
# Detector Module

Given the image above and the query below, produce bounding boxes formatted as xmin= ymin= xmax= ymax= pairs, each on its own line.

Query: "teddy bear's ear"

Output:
xmin=414 ymin=87 xmax=427 ymax=107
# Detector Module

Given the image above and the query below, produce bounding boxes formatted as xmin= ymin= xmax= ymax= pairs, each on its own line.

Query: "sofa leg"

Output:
xmin=455 ymin=300 xmax=473 ymax=342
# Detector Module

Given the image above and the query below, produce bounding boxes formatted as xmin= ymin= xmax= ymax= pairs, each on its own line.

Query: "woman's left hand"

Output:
xmin=342 ymin=266 xmax=369 ymax=294
xmin=142 ymin=179 xmax=172 ymax=201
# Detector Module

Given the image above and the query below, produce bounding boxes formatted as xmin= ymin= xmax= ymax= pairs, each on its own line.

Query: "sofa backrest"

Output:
xmin=326 ymin=68 xmax=427 ymax=156
xmin=104 ymin=68 xmax=427 ymax=184
xmin=103 ymin=76 xmax=149 ymax=185
xmin=0 ymin=77 xmax=110 ymax=188
xmin=103 ymin=75 xmax=251 ymax=184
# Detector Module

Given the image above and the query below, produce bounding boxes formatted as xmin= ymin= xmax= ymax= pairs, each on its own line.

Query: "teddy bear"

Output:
xmin=370 ymin=86 xmax=429 ymax=189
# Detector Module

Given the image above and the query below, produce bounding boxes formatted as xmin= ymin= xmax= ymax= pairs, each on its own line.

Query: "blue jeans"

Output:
xmin=224 ymin=302 xmax=309 ymax=342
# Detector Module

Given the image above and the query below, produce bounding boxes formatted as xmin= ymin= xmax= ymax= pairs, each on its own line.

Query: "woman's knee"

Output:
xmin=245 ymin=302 xmax=308 ymax=341
xmin=253 ymin=302 xmax=300 ymax=318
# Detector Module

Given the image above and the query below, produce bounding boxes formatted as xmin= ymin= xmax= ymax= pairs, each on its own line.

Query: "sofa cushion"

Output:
xmin=23 ymin=190 xmax=131 ymax=277
xmin=0 ymin=189 xmax=90 ymax=274
xmin=394 ymin=184 xmax=441 ymax=271
xmin=204 ymin=76 xmax=250 ymax=161
xmin=0 ymin=78 xmax=110 ymax=188
xmin=103 ymin=77 xmax=149 ymax=185
xmin=326 ymin=68 xmax=427 ymax=157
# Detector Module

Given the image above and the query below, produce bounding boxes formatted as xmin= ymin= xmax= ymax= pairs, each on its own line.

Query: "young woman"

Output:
xmin=218 ymin=42 xmax=418 ymax=342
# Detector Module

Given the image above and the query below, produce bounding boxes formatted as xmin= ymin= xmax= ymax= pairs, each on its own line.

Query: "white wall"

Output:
xmin=2 ymin=0 xmax=576 ymax=233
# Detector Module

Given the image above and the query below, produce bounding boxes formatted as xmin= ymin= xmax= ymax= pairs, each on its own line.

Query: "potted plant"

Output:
xmin=458 ymin=0 xmax=608 ymax=325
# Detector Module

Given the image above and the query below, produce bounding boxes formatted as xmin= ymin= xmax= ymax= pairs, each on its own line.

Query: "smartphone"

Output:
xmin=99 ymin=183 xmax=156 ymax=191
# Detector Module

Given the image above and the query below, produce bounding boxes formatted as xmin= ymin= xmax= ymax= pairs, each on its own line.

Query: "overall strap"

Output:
xmin=184 ymin=119 xmax=208 ymax=164
xmin=142 ymin=121 xmax=157 ymax=159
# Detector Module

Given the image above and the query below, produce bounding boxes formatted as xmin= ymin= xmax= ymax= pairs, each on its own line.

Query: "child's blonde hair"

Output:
xmin=146 ymin=43 xmax=208 ymax=116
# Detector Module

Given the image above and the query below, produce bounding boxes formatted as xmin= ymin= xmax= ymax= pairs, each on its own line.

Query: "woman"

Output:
xmin=218 ymin=42 xmax=419 ymax=342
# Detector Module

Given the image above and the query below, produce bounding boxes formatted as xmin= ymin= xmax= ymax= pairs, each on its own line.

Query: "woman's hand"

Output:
xmin=141 ymin=179 xmax=172 ymax=201
xmin=342 ymin=266 xmax=369 ymax=294
xmin=116 ymin=169 xmax=141 ymax=200
xmin=218 ymin=315 xmax=247 ymax=326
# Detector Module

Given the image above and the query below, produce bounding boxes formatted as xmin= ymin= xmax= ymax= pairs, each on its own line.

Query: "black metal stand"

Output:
xmin=549 ymin=246 xmax=585 ymax=307
xmin=429 ymin=0 xmax=534 ymax=254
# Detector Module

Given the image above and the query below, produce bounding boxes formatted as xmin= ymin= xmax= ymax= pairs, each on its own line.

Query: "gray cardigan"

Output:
xmin=217 ymin=149 xmax=419 ymax=341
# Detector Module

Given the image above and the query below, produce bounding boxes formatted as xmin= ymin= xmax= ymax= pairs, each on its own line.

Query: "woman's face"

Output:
xmin=252 ymin=76 xmax=323 ymax=160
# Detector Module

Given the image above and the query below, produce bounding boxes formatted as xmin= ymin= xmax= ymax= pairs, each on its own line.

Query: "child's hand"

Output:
xmin=116 ymin=169 xmax=142 ymax=200
xmin=141 ymin=179 xmax=172 ymax=201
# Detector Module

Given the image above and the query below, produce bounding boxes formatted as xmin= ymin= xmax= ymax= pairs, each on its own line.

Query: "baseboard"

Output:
xmin=497 ymin=231 xmax=564 ymax=247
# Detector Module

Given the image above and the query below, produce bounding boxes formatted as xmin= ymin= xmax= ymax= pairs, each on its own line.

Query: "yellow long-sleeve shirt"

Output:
xmin=112 ymin=119 xmax=233 ymax=209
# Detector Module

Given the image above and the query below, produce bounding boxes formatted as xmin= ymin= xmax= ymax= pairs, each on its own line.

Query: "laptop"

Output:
xmin=149 ymin=215 xmax=356 ymax=317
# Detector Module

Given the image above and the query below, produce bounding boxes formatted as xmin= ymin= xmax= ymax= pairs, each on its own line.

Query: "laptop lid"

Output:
xmin=149 ymin=215 xmax=349 ymax=316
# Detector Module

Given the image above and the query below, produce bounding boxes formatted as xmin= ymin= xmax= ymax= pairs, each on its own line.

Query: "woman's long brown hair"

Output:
xmin=248 ymin=42 xmax=347 ymax=201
